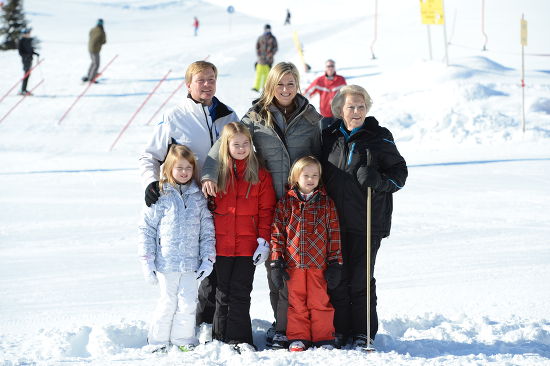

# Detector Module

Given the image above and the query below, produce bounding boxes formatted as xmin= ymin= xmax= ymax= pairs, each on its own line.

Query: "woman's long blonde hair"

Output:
xmin=217 ymin=122 xmax=260 ymax=193
xmin=159 ymin=144 xmax=198 ymax=192
xmin=256 ymin=62 xmax=301 ymax=129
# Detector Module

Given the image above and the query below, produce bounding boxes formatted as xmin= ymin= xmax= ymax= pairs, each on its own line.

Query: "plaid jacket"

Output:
xmin=270 ymin=187 xmax=343 ymax=269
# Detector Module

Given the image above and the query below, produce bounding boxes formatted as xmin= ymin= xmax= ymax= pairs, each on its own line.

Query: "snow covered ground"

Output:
xmin=1 ymin=0 xmax=550 ymax=365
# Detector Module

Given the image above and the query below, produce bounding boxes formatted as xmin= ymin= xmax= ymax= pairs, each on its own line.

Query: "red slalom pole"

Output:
xmin=145 ymin=78 xmax=186 ymax=126
xmin=0 ymin=79 xmax=44 ymax=125
xmin=109 ymin=69 xmax=172 ymax=151
xmin=0 ymin=58 xmax=45 ymax=105
xmin=57 ymin=54 xmax=118 ymax=125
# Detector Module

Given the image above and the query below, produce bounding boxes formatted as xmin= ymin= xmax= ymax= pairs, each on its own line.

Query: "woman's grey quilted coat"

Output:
xmin=138 ymin=181 xmax=215 ymax=273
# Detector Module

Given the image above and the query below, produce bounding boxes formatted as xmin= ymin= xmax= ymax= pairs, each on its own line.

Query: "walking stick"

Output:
xmin=365 ymin=153 xmax=375 ymax=352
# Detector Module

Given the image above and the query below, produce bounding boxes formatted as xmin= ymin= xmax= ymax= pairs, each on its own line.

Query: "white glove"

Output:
xmin=142 ymin=263 xmax=158 ymax=285
xmin=196 ymin=258 xmax=214 ymax=282
xmin=252 ymin=238 xmax=270 ymax=266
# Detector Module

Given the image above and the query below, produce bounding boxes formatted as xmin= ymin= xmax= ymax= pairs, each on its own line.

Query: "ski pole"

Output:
xmin=109 ymin=69 xmax=172 ymax=151
xmin=57 ymin=54 xmax=118 ymax=125
xmin=145 ymin=78 xmax=185 ymax=125
xmin=365 ymin=150 xmax=375 ymax=352
xmin=0 ymin=79 xmax=44 ymax=125
xmin=0 ymin=58 xmax=45 ymax=105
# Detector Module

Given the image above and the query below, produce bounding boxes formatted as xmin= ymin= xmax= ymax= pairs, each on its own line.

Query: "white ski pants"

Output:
xmin=148 ymin=271 xmax=199 ymax=346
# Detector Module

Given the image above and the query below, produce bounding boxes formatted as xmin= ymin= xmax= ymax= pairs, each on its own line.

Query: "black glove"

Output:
xmin=145 ymin=181 xmax=160 ymax=207
xmin=324 ymin=261 xmax=343 ymax=290
xmin=356 ymin=165 xmax=381 ymax=190
xmin=270 ymin=259 xmax=290 ymax=290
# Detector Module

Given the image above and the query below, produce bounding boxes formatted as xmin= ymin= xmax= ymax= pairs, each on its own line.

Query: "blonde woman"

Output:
xmin=202 ymin=62 xmax=322 ymax=349
xmin=138 ymin=144 xmax=215 ymax=353
xmin=210 ymin=122 xmax=276 ymax=352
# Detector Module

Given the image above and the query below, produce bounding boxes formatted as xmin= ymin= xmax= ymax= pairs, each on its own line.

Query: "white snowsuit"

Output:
xmin=138 ymin=181 xmax=215 ymax=346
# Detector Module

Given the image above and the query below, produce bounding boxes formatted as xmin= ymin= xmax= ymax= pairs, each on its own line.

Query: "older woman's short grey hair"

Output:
xmin=331 ymin=85 xmax=373 ymax=119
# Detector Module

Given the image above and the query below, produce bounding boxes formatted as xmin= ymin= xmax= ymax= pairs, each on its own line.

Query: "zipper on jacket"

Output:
xmin=202 ymin=106 xmax=215 ymax=147
xmin=347 ymin=142 xmax=356 ymax=167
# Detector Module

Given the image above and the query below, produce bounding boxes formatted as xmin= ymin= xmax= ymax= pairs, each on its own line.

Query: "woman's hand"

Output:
xmin=201 ymin=180 xmax=218 ymax=198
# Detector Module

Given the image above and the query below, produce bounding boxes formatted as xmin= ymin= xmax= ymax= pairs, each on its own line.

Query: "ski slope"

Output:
xmin=1 ymin=0 xmax=550 ymax=365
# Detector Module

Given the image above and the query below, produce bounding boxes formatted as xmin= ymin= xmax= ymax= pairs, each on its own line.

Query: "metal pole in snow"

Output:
xmin=145 ymin=78 xmax=186 ymax=126
xmin=0 ymin=79 xmax=44 ymax=125
xmin=481 ymin=0 xmax=488 ymax=51
xmin=109 ymin=69 xmax=172 ymax=151
xmin=0 ymin=58 xmax=45 ymax=105
xmin=521 ymin=14 xmax=527 ymax=133
xmin=370 ymin=0 xmax=378 ymax=60
xmin=57 ymin=54 xmax=118 ymax=125
xmin=442 ymin=0 xmax=449 ymax=66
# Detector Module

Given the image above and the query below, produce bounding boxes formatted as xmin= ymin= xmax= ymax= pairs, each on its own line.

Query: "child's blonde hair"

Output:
xmin=218 ymin=122 xmax=260 ymax=193
xmin=288 ymin=156 xmax=323 ymax=189
xmin=160 ymin=144 xmax=198 ymax=192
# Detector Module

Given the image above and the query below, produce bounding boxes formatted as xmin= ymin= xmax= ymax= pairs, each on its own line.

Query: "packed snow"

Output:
xmin=1 ymin=0 xmax=549 ymax=365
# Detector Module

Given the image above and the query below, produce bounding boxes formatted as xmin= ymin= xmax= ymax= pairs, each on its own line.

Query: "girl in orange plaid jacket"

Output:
xmin=270 ymin=156 xmax=343 ymax=352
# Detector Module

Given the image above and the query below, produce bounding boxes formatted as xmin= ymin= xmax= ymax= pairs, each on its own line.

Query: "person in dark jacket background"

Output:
xmin=17 ymin=28 xmax=39 ymax=96
xmin=252 ymin=24 xmax=278 ymax=92
xmin=82 ymin=18 xmax=106 ymax=83
xmin=320 ymin=84 xmax=407 ymax=350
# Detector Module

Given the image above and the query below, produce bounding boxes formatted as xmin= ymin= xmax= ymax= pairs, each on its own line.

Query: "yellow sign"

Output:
xmin=521 ymin=18 xmax=528 ymax=46
xmin=420 ymin=0 xmax=445 ymax=25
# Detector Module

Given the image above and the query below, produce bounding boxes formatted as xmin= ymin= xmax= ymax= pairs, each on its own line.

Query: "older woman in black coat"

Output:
xmin=320 ymin=85 xmax=408 ymax=350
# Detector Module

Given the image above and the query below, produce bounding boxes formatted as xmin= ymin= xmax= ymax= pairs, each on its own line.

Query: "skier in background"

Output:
xmin=17 ymin=28 xmax=39 ymax=96
xmin=284 ymin=9 xmax=291 ymax=25
xmin=82 ymin=18 xmax=106 ymax=83
xmin=304 ymin=59 xmax=347 ymax=119
xmin=252 ymin=24 xmax=278 ymax=92
xmin=193 ymin=17 xmax=199 ymax=36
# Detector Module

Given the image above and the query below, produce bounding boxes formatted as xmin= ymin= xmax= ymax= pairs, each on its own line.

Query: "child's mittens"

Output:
xmin=324 ymin=261 xmax=343 ymax=290
xmin=196 ymin=258 xmax=214 ymax=282
xmin=142 ymin=264 xmax=158 ymax=285
xmin=270 ymin=258 xmax=290 ymax=290
xmin=252 ymin=238 xmax=270 ymax=266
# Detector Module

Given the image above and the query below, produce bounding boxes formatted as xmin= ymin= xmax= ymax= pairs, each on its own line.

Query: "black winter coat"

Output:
xmin=320 ymin=116 xmax=408 ymax=237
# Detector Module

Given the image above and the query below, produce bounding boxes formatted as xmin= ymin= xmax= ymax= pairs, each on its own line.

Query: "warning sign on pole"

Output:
xmin=420 ymin=0 xmax=444 ymax=25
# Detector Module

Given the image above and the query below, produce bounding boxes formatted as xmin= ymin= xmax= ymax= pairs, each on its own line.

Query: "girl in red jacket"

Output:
xmin=270 ymin=156 xmax=343 ymax=352
xmin=209 ymin=122 xmax=276 ymax=352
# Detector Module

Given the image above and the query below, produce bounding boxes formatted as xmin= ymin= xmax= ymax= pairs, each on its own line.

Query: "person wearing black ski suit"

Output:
xmin=320 ymin=85 xmax=407 ymax=347
xmin=17 ymin=28 xmax=39 ymax=95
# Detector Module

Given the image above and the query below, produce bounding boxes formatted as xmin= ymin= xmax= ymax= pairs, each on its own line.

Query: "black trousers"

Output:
xmin=21 ymin=57 xmax=32 ymax=92
xmin=213 ymin=256 xmax=256 ymax=344
xmin=265 ymin=258 xmax=288 ymax=333
xmin=196 ymin=269 xmax=216 ymax=325
xmin=328 ymin=231 xmax=381 ymax=339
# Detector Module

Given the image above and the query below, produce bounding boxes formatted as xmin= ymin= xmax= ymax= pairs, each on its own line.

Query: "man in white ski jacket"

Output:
xmin=139 ymin=60 xmax=238 ymax=204
xmin=139 ymin=60 xmax=238 ymax=331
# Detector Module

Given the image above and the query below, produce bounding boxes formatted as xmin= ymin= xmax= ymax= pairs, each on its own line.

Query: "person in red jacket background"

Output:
xmin=270 ymin=156 xmax=343 ymax=352
xmin=207 ymin=122 xmax=276 ymax=352
xmin=304 ymin=59 xmax=346 ymax=118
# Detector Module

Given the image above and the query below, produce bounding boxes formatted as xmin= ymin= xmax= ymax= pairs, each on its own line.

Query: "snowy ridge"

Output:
xmin=2 ymin=315 xmax=549 ymax=365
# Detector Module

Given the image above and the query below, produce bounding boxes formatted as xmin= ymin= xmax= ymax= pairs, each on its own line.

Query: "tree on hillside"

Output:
xmin=0 ymin=0 xmax=28 ymax=50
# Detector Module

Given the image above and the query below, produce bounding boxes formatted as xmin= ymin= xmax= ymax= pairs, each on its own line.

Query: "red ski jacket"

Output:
xmin=213 ymin=159 xmax=276 ymax=256
xmin=271 ymin=187 xmax=342 ymax=269
xmin=304 ymin=74 xmax=346 ymax=118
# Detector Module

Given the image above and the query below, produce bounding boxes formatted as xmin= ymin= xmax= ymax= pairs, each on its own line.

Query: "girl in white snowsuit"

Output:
xmin=138 ymin=144 xmax=216 ymax=352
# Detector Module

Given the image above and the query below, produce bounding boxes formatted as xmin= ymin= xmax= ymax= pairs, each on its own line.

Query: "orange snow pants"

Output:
xmin=286 ymin=268 xmax=335 ymax=343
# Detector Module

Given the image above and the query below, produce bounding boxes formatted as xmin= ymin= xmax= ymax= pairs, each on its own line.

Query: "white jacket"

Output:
xmin=139 ymin=96 xmax=238 ymax=188
xmin=138 ymin=181 xmax=216 ymax=273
